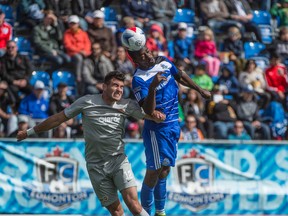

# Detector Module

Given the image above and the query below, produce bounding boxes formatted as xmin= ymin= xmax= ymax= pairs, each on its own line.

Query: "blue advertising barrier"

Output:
xmin=0 ymin=139 xmax=287 ymax=215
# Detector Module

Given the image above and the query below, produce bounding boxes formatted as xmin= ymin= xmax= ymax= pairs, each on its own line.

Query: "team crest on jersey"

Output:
xmin=168 ymin=149 xmax=228 ymax=212
xmin=25 ymin=147 xmax=93 ymax=211
xmin=160 ymin=63 xmax=169 ymax=70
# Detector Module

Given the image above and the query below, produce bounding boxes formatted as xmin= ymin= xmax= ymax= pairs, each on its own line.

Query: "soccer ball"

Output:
xmin=121 ymin=27 xmax=146 ymax=51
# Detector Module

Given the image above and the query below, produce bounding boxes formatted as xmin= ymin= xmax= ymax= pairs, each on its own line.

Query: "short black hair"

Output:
xmin=104 ymin=71 xmax=126 ymax=84
xmin=127 ymin=46 xmax=146 ymax=59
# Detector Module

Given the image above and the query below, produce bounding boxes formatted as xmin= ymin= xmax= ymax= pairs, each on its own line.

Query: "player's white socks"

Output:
xmin=135 ymin=208 xmax=149 ymax=216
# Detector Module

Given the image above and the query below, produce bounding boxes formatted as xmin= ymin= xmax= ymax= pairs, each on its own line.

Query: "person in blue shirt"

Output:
xmin=228 ymin=120 xmax=251 ymax=140
xmin=128 ymin=46 xmax=211 ymax=216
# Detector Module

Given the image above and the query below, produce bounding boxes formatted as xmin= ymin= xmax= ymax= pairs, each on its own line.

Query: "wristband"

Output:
xmin=27 ymin=128 xmax=36 ymax=136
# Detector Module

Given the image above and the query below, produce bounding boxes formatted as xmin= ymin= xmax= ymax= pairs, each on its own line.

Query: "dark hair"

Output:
xmin=270 ymin=52 xmax=281 ymax=60
xmin=104 ymin=71 xmax=126 ymax=84
xmin=244 ymin=59 xmax=256 ymax=71
xmin=127 ymin=46 xmax=146 ymax=59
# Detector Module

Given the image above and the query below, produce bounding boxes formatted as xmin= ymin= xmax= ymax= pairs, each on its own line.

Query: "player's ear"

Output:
xmin=102 ymin=83 xmax=107 ymax=91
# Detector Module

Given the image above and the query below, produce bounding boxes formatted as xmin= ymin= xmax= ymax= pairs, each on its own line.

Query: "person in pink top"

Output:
xmin=146 ymin=24 xmax=168 ymax=58
xmin=194 ymin=27 xmax=220 ymax=77
xmin=64 ymin=15 xmax=91 ymax=82
xmin=0 ymin=9 xmax=12 ymax=57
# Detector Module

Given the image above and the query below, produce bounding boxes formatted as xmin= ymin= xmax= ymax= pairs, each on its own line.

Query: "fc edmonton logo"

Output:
xmin=168 ymin=149 xmax=228 ymax=212
xmin=26 ymin=147 xmax=93 ymax=210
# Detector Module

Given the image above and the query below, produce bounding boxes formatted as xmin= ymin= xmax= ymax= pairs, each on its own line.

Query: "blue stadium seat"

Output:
xmin=102 ymin=7 xmax=117 ymax=22
xmin=30 ymin=71 xmax=51 ymax=98
xmin=173 ymin=8 xmax=195 ymax=23
xmin=30 ymin=71 xmax=50 ymax=87
xmin=252 ymin=10 xmax=273 ymax=44
xmin=244 ymin=42 xmax=266 ymax=59
xmin=0 ymin=4 xmax=14 ymax=25
xmin=13 ymin=37 xmax=33 ymax=57
xmin=252 ymin=10 xmax=271 ymax=25
xmin=52 ymin=71 xmax=76 ymax=96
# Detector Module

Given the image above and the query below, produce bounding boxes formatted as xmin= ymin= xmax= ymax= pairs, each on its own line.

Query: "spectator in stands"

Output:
xmin=265 ymin=53 xmax=287 ymax=101
xmin=32 ymin=11 xmax=71 ymax=72
xmin=180 ymin=114 xmax=204 ymax=141
xmin=18 ymin=80 xmax=49 ymax=137
xmin=63 ymin=15 xmax=91 ymax=83
xmin=125 ymin=122 xmax=141 ymax=139
xmin=87 ymin=10 xmax=117 ymax=61
xmin=49 ymin=82 xmax=75 ymax=138
xmin=115 ymin=16 xmax=136 ymax=46
xmin=0 ymin=9 xmax=12 ymax=57
xmin=223 ymin=26 xmax=245 ymax=75
xmin=270 ymin=0 xmax=288 ymax=27
xmin=18 ymin=0 xmax=45 ymax=28
xmin=146 ymin=24 xmax=168 ymax=58
xmin=120 ymin=0 xmax=154 ymax=30
xmin=235 ymin=86 xmax=271 ymax=139
xmin=71 ymin=0 xmax=104 ymax=30
xmin=0 ymin=81 xmax=16 ymax=137
xmin=194 ymin=27 xmax=221 ymax=77
xmin=0 ymin=40 xmax=33 ymax=104
xmin=223 ymin=0 xmax=263 ymax=42
xmin=44 ymin=0 xmax=72 ymax=31
xmin=207 ymin=85 xmax=237 ymax=139
xmin=261 ymin=95 xmax=288 ymax=140
xmin=49 ymin=82 xmax=75 ymax=115
xmin=174 ymin=0 xmax=195 ymax=10
xmin=216 ymin=64 xmax=240 ymax=98
xmin=182 ymin=88 xmax=214 ymax=138
xmin=228 ymin=120 xmax=251 ymax=140
xmin=82 ymin=42 xmax=114 ymax=94
xmin=173 ymin=22 xmax=194 ymax=65
xmin=191 ymin=64 xmax=214 ymax=91
xmin=239 ymin=59 xmax=266 ymax=94
xmin=150 ymin=0 xmax=176 ymax=38
xmin=9 ymin=114 xmax=37 ymax=138
xmin=200 ymin=0 xmax=240 ymax=34
xmin=113 ymin=46 xmax=134 ymax=75
xmin=268 ymin=27 xmax=288 ymax=61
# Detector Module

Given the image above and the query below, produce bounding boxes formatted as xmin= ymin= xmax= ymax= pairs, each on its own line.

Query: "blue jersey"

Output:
xmin=132 ymin=56 xmax=179 ymax=129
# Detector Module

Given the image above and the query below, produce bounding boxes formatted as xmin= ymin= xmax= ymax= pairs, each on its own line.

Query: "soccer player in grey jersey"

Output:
xmin=17 ymin=71 xmax=165 ymax=216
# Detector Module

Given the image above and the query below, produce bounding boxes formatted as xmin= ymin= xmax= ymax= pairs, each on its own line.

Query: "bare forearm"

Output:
xmin=142 ymin=86 xmax=157 ymax=115
xmin=34 ymin=111 xmax=68 ymax=134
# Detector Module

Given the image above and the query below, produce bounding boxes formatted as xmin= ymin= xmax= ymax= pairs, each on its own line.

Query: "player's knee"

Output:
xmin=106 ymin=200 xmax=124 ymax=216
xmin=160 ymin=166 xmax=171 ymax=178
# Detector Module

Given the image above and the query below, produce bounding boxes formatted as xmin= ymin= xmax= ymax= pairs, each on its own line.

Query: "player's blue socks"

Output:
xmin=141 ymin=183 xmax=154 ymax=215
xmin=154 ymin=177 xmax=167 ymax=214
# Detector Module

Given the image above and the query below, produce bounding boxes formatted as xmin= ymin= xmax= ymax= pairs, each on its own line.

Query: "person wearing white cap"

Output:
xmin=18 ymin=80 xmax=50 ymax=137
xmin=63 ymin=15 xmax=91 ymax=83
xmin=87 ymin=10 xmax=117 ymax=60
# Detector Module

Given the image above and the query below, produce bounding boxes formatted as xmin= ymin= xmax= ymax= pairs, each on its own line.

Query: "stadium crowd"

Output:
xmin=0 ymin=0 xmax=287 ymax=140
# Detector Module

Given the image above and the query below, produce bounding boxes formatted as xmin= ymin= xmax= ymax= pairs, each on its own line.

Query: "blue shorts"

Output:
xmin=142 ymin=122 xmax=181 ymax=170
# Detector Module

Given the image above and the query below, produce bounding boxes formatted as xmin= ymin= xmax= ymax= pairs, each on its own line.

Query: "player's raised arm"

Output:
xmin=175 ymin=69 xmax=212 ymax=99
xmin=17 ymin=111 xmax=69 ymax=141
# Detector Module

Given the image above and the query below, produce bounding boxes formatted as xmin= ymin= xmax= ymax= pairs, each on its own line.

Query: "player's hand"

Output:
xmin=200 ymin=89 xmax=212 ymax=99
xmin=151 ymin=110 xmax=166 ymax=123
xmin=17 ymin=130 xmax=28 ymax=142
xmin=150 ymin=72 xmax=167 ymax=89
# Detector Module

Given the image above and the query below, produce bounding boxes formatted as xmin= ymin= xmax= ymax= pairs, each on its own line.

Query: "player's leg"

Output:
xmin=86 ymin=163 xmax=121 ymax=215
xmin=121 ymin=186 xmax=149 ymax=216
xmin=106 ymin=200 xmax=125 ymax=216
xmin=154 ymin=166 xmax=170 ymax=216
xmin=141 ymin=168 xmax=163 ymax=215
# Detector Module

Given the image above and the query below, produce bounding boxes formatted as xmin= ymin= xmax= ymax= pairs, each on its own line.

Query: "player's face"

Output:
xmin=104 ymin=78 xmax=124 ymax=102
xmin=133 ymin=47 xmax=155 ymax=69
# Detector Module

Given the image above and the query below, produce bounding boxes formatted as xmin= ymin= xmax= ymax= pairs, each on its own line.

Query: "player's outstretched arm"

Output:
xmin=17 ymin=111 xmax=69 ymax=141
xmin=176 ymin=70 xmax=211 ymax=99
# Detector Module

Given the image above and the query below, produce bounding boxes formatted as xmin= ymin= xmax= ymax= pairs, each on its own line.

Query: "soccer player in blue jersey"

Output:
xmin=128 ymin=46 xmax=211 ymax=216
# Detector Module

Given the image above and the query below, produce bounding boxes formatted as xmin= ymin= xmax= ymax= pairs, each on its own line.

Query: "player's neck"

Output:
xmin=101 ymin=94 xmax=115 ymax=106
